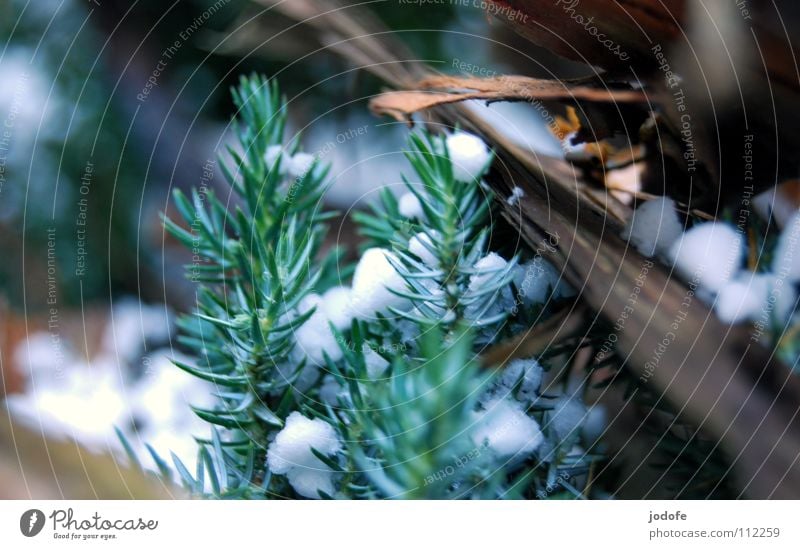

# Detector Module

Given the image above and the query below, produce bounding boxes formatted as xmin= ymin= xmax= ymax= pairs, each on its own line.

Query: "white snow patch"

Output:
xmin=549 ymin=396 xmax=587 ymax=443
xmin=469 ymin=253 xmax=508 ymax=290
xmin=319 ymin=375 xmax=346 ymax=406
xmin=288 ymin=152 xmax=315 ymax=179
xmin=102 ymin=300 xmax=171 ymax=364
xmin=512 ymin=258 xmax=560 ymax=306
xmin=349 ymin=248 xmax=409 ymax=319
xmin=481 ymin=357 xmax=543 ymax=406
xmin=466 ymin=253 xmax=514 ymax=323
xmin=715 ymin=272 xmax=771 ymax=324
xmin=7 ymin=337 xmax=212 ymax=477
xmin=621 ymin=197 xmax=683 ymax=257
xmin=506 ymin=186 xmax=525 ymax=206
xmin=294 ymin=294 xmax=343 ymax=364
xmin=472 ymin=399 xmax=544 ymax=459
xmin=398 ymin=192 xmax=424 ymax=219
xmin=266 ymin=412 xmax=342 ymax=498
xmin=363 ymin=346 xmax=390 ymax=379
xmin=321 ymin=286 xmax=353 ymax=331
xmin=446 ymin=131 xmax=491 ymax=182
xmin=668 ymin=222 xmax=744 ymax=293
xmin=769 ymin=277 xmax=799 ymax=324
xmin=581 ymin=405 xmax=607 ymax=444
xmin=772 ymin=210 xmax=800 ymax=282
xmin=265 ymin=145 xmax=288 ymax=175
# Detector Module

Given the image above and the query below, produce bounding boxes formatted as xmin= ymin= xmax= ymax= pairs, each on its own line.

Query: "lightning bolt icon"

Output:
xmin=28 ymin=511 xmax=38 ymax=534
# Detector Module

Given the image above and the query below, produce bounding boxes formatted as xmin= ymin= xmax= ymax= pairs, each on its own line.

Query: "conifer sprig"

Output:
xmin=160 ymin=75 xmax=333 ymax=497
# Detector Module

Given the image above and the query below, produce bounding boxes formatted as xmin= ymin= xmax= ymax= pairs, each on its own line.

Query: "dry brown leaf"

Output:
xmin=369 ymin=75 xmax=646 ymax=122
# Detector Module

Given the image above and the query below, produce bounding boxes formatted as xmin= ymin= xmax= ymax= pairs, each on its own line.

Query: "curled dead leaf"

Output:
xmin=369 ymin=74 xmax=646 ymax=123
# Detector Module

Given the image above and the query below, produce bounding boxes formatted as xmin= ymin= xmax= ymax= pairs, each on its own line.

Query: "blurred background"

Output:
xmin=0 ymin=0 xmax=577 ymax=498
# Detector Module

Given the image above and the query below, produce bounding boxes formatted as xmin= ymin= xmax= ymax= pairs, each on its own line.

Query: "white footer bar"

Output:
xmin=1 ymin=500 xmax=797 ymax=547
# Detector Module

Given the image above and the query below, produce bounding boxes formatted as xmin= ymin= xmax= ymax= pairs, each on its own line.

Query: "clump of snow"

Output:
xmin=715 ymin=272 xmax=771 ymax=324
xmin=349 ymin=248 xmax=409 ymax=319
xmin=266 ymin=412 xmax=342 ymax=498
xmin=408 ymin=231 xmax=438 ymax=268
xmin=445 ymin=131 xmax=491 ymax=182
xmin=363 ymin=345 xmax=390 ymax=379
xmin=481 ymin=358 xmax=543 ymax=406
xmin=294 ymin=294 xmax=343 ymax=364
xmin=506 ymin=186 xmax=525 ymax=206
xmin=285 ymin=468 xmax=337 ymax=499
xmin=668 ymin=222 xmax=744 ymax=293
xmin=288 ymin=152 xmax=315 ymax=179
xmin=715 ymin=272 xmax=798 ymax=325
xmin=621 ymin=197 xmax=683 ymax=257
xmin=321 ymin=286 xmax=353 ymax=331
xmin=398 ymin=192 xmax=424 ymax=219
xmin=469 ymin=253 xmax=508 ymax=290
xmin=131 ymin=353 xmax=214 ymax=430
xmin=548 ymin=396 xmax=587 ymax=442
xmin=7 ymin=333 xmax=212 ymax=476
xmin=768 ymin=277 xmax=799 ymax=324
xmin=772 ymin=210 xmax=800 ymax=282
xmin=10 ymin=366 xmax=127 ymax=449
xmin=466 ymin=253 xmax=515 ymax=323
xmin=512 ymin=257 xmax=560 ymax=306
xmin=753 ymin=185 xmax=800 ymax=229
xmin=472 ymin=399 xmax=544 ymax=459
xmin=265 ymin=145 xmax=288 ymax=175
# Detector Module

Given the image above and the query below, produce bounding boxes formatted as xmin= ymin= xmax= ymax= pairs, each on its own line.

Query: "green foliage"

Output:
xmin=160 ymin=74 xmax=335 ymax=497
xmin=339 ymin=325 xmax=499 ymax=499
xmin=150 ymin=74 xmax=599 ymax=500
xmin=354 ymin=132 xmax=513 ymax=331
